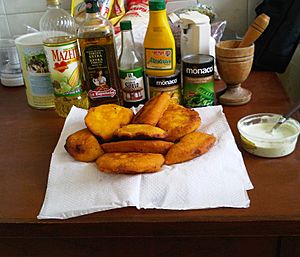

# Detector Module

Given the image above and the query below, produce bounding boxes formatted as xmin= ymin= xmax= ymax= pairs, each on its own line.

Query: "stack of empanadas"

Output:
xmin=65 ymin=93 xmax=216 ymax=174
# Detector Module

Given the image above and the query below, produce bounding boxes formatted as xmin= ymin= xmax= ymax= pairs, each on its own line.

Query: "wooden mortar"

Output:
xmin=216 ymin=40 xmax=254 ymax=105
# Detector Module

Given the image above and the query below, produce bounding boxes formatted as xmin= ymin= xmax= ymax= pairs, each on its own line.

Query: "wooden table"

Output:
xmin=1 ymin=72 xmax=300 ymax=257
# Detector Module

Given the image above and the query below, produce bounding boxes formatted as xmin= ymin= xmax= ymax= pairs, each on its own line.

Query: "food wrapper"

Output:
xmin=71 ymin=0 xmax=125 ymax=25
xmin=109 ymin=0 xmax=125 ymax=25
xmin=114 ymin=0 xmax=149 ymax=58
xmin=38 ymin=105 xmax=253 ymax=219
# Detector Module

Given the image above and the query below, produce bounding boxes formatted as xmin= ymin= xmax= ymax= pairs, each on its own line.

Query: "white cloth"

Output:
xmin=38 ymin=105 xmax=253 ymax=220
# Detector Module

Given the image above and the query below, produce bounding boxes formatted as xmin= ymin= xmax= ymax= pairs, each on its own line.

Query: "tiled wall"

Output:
xmin=0 ymin=0 xmax=70 ymax=38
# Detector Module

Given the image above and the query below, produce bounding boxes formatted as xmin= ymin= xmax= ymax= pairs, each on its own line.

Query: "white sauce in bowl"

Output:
xmin=238 ymin=114 xmax=300 ymax=158
xmin=243 ymin=123 xmax=297 ymax=140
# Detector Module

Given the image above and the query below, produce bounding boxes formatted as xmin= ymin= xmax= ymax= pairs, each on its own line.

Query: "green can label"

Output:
xmin=183 ymin=78 xmax=214 ymax=107
xmin=182 ymin=54 xmax=215 ymax=108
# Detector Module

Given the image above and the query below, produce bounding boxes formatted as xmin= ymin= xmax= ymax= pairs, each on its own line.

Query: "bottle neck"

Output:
xmin=149 ymin=9 xmax=167 ymax=22
xmin=121 ymin=29 xmax=135 ymax=50
xmin=85 ymin=12 xmax=102 ymax=20
xmin=46 ymin=0 xmax=60 ymax=9
xmin=84 ymin=1 xmax=103 ymax=22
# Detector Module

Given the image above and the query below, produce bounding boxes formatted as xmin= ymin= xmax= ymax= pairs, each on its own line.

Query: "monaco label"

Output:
xmin=185 ymin=66 xmax=214 ymax=75
xmin=147 ymin=70 xmax=181 ymax=104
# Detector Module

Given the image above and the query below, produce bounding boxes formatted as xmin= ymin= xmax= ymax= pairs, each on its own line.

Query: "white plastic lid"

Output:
xmin=180 ymin=11 xmax=210 ymax=27
xmin=15 ymin=32 xmax=44 ymax=46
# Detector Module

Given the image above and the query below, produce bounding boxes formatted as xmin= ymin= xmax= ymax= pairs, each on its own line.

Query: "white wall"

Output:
xmin=278 ymin=45 xmax=300 ymax=103
xmin=0 ymin=0 xmax=262 ymax=39
xmin=167 ymin=0 xmax=262 ymax=38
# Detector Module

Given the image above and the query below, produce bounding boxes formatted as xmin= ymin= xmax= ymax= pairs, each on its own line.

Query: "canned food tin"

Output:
xmin=147 ymin=70 xmax=181 ymax=104
xmin=182 ymin=54 xmax=214 ymax=108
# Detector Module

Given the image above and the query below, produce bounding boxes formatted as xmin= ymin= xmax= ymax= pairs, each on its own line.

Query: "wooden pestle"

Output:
xmin=239 ymin=13 xmax=270 ymax=48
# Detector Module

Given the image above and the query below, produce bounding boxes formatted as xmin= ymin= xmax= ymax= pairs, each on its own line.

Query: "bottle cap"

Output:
xmin=120 ymin=21 xmax=132 ymax=30
xmin=85 ymin=0 xmax=99 ymax=13
xmin=149 ymin=0 xmax=166 ymax=11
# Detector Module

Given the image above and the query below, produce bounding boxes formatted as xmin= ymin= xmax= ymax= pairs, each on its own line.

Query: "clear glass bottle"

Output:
xmin=118 ymin=20 xmax=147 ymax=108
xmin=77 ymin=0 xmax=122 ymax=107
xmin=39 ymin=0 xmax=89 ymax=118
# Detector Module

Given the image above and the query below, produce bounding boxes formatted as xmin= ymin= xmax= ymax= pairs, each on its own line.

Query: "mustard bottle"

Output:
xmin=144 ymin=0 xmax=176 ymax=77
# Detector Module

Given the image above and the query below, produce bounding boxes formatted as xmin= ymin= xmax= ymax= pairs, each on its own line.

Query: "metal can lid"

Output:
xmin=146 ymin=69 xmax=180 ymax=80
xmin=182 ymin=54 xmax=214 ymax=65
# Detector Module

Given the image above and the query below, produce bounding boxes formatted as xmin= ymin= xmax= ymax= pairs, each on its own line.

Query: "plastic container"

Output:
xmin=237 ymin=113 xmax=300 ymax=158
xmin=0 ymin=39 xmax=23 ymax=87
xmin=15 ymin=32 xmax=54 ymax=109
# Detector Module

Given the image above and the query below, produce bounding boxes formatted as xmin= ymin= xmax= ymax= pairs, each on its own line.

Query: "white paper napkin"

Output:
xmin=38 ymin=105 xmax=253 ymax=219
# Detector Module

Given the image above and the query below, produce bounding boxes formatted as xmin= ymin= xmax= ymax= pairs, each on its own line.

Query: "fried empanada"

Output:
xmin=85 ymin=104 xmax=133 ymax=141
xmin=96 ymin=153 xmax=165 ymax=174
xmin=157 ymin=103 xmax=201 ymax=142
xmin=64 ymin=128 xmax=104 ymax=162
xmin=114 ymin=124 xmax=167 ymax=140
xmin=165 ymin=131 xmax=216 ymax=165
xmin=101 ymin=140 xmax=174 ymax=154
xmin=132 ymin=92 xmax=170 ymax=126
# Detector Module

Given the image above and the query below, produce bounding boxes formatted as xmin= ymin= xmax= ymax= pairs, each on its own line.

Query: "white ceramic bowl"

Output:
xmin=237 ymin=113 xmax=300 ymax=158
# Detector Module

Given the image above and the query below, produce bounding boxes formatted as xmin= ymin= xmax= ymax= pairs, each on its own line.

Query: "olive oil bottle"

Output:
xmin=39 ymin=0 xmax=89 ymax=118
xmin=77 ymin=0 xmax=122 ymax=107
